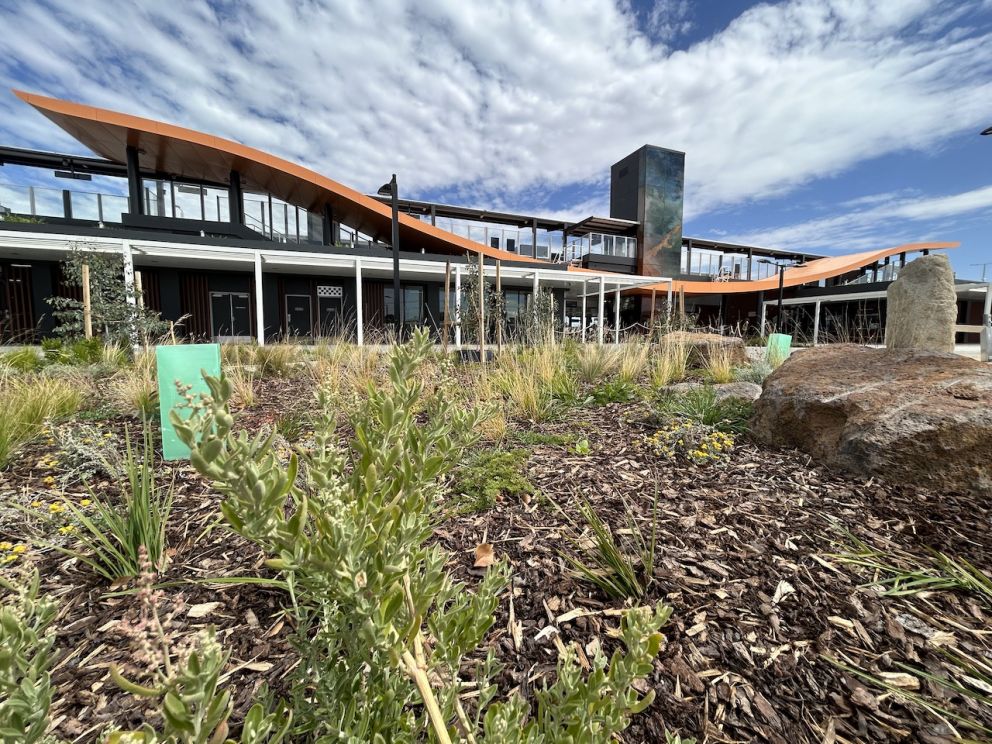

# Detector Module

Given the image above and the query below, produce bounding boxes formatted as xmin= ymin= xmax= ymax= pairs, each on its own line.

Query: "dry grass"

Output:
xmin=616 ymin=342 xmax=650 ymax=384
xmin=649 ymin=338 xmax=690 ymax=388
xmin=109 ymin=350 xmax=158 ymax=419
xmin=703 ymin=343 xmax=736 ymax=384
xmin=574 ymin=344 xmax=619 ymax=384
xmin=227 ymin=364 xmax=257 ymax=408
xmin=0 ymin=372 xmax=83 ymax=467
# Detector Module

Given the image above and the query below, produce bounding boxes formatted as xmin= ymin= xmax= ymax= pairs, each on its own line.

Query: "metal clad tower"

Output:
xmin=610 ymin=145 xmax=685 ymax=277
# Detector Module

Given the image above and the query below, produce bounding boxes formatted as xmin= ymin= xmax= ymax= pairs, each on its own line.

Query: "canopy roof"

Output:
xmin=13 ymin=90 xmax=545 ymax=264
xmin=636 ymin=242 xmax=959 ymax=295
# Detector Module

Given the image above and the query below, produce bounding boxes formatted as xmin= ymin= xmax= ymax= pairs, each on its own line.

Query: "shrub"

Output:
xmin=108 ymin=553 xmax=291 ymax=743
xmin=53 ymin=423 xmax=173 ymax=581
xmin=0 ymin=373 xmax=82 ymax=468
xmin=733 ymin=358 xmax=773 ymax=384
xmin=451 ymin=449 xmax=535 ymax=514
xmin=227 ymin=364 xmax=257 ymax=408
xmin=0 ymin=569 xmax=56 ymax=744
xmin=50 ymin=421 xmax=123 ymax=486
xmin=591 ymin=379 xmax=640 ymax=405
xmin=647 ymin=421 xmax=736 ymax=464
xmin=174 ymin=330 xmax=670 ymax=741
xmin=654 ymin=386 xmax=752 ymax=434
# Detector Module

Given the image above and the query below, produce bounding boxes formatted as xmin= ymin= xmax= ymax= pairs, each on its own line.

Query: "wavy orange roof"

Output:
xmin=13 ymin=90 xmax=959 ymax=291
xmin=13 ymin=89 xmax=545 ymax=264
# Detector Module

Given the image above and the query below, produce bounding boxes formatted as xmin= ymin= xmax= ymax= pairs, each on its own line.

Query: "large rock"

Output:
xmin=885 ymin=254 xmax=957 ymax=353
xmin=662 ymin=331 xmax=748 ymax=366
xmin=750 ymin=345 xmax=992 ymax=495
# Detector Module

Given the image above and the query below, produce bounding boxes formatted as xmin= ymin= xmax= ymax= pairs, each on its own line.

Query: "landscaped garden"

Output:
xmin=1 ymin=329 xmax=991 ymax=743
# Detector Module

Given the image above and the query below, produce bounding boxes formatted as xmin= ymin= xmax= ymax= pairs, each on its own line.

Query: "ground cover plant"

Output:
xmin=0 ymin=330 xmax=989 ymax=743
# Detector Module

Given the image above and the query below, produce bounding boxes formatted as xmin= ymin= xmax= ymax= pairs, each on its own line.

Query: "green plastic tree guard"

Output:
xmin=156 ymin=343 xmax=222 ymax=460
xmin=766 ymin=332 xmax=792 ymax=363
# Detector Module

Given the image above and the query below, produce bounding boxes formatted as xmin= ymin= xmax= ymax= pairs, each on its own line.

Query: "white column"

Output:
xmin=760 ymin=301 xmax=767 ymax=335
xmin=454 ymin=264 xmax=462 ymax=349
xmin=597 ymin=276 xmax=605 ymax=345
xmin=666 ymin=280 xmax=674 ymax=322
xmin=812 ymin=300 xmax=821 ymax=346
xmin=253 ymin=251 xmax=265 ymax=346
xmin=581 ymin=279 xmax=587 ymax=340
xmin=355 ymin=258 xmax=364 ymax=346
xmin=614 ymin=284 xmax=621 ymax=344
xmin=532 ymin=271 xmax=540 ymax=323
xmin=121 ymin=240 xmax=138 ymax=348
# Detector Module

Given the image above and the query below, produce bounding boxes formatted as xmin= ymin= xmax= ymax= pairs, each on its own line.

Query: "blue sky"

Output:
xmin=0 ymin=0 xmax=990 ymax=275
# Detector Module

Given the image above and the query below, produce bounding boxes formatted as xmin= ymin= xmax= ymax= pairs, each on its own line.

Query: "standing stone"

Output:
xmin=884 ymin=254 xmax=957 ymax=352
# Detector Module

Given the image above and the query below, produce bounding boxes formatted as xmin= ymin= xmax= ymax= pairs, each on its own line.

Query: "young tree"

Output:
xmin=47 ymin=244 xmax=169 ymax=344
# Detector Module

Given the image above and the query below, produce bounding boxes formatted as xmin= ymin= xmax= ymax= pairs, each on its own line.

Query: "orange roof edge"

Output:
xmin=12 ymin=89 xmax=549 ymax=265
xmin=633 ymin=241 xmax=960 ymax=295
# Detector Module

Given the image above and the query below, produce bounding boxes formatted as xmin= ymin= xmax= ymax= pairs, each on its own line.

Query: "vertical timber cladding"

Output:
xmin=1 ymin=263 xmax=35 ymax=340
xmin=179 ymin=273 xmax=211 ymax=339
xmin=610 ymin=145 xmax=685 ymax=278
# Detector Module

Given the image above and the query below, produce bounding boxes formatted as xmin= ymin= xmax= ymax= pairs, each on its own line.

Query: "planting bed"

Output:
xmin=1 ymin=342 xmax=990 ymax=743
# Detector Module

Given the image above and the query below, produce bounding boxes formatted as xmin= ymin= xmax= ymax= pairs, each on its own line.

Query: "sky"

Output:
xmin=0 ymin=0 xmax=990 ymax=275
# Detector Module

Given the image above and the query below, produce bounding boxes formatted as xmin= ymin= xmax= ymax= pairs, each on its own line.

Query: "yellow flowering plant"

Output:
xmin=647 ymin=420 xmax=735 ymax=464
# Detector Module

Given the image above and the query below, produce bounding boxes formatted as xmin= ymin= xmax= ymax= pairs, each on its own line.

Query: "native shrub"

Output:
xmin=0 ymin=570 xmax=56 ymax=744
xmin=174 ymin=330 xmax=670 ymax=742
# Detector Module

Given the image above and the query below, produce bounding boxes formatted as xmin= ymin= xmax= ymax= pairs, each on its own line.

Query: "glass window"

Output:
xmin=490 ymin=236 xmax=500 ymax=249
xmin=383 ymin=286 xmax=425 ymax=324
xmin=504 ymin=290 xmax=529 ymax=319
xmin=507 ymin=238 xmax=517 ymax=253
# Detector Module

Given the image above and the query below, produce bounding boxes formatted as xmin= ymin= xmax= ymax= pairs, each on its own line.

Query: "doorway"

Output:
xmin=285 ymin=293 xmax=312 ymax=338
xmin=210 ymin=291 xmax=251 ymax=340
xmin=316 ymin=285 xmax=344 ymax=338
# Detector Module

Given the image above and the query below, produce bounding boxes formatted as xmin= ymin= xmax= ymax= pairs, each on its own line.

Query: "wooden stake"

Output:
xmin=134 ymin=270 xmax=144 ymax=309
xmin=81 ymin=263 xmax=93 ymax=339
xmin=443 ymin=261 xmax=451 ymax=355
xmin=477 ymin=251 xmax=486 ymax=365
xmin=495 ymin=260 xmax=503 ymax=354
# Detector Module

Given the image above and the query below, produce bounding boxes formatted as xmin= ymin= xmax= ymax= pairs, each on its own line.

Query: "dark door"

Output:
xmin=286 ymin=293 xmax=312 ymax=337
xmin=318 ymin=296 xmax=343 ymax=337
xmin=210 ymin=292 xmax=251 ymax=339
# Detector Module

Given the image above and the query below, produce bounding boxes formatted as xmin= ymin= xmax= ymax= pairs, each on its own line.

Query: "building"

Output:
xmin=0 ymin=89 xmax=983 ymax=346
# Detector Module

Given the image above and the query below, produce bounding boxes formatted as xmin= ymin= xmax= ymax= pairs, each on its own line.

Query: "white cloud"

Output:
xmin=721 ymin=184 xmax=992 ymax=252
xmin=0 ymin=0 xmax=989 ymax=225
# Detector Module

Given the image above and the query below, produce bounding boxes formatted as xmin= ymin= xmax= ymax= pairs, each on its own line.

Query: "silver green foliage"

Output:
xmin=0 ymin=570 xmax=57 ymax=744
xmin=173 ymin=329 xmax=671 ymax=742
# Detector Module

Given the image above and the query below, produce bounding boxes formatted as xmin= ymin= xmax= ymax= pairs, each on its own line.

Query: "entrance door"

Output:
xmin=285 ymin=294 xmax=312 ymax=337
xmin=318 ymin=296 xmax=343 ymax=337
xmin=210 ymin=291 xmax=252 ymax=340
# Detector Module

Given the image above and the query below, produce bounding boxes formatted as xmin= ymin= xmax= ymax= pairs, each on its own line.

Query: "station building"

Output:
xmin=0 ymin=90 xmax=981 ymax=346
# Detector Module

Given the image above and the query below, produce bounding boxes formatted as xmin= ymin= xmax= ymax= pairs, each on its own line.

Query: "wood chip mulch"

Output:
xmin=1 ymin=384 xmax=990 ymax=743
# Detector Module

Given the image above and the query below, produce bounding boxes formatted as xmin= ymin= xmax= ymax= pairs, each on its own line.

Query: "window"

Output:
xmin=490 ymin=236 xmax=500 ymax=249
xmin=507 ymin=238 xmax=516 ymax=253
xmin=383 ymin=285 xmax=425 ymax=325
xmin=504 ymin=290 xmax=529 ymax=320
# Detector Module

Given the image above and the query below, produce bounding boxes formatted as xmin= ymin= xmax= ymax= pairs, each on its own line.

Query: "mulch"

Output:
xmin=1 ymin=380 xmax=990 ymax=743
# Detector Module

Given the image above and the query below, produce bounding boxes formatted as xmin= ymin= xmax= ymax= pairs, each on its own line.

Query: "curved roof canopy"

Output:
xmin=635 ymin=241 xmax=959 ymax=295
xmin=13 ymin=90 xmax=544 ymax=264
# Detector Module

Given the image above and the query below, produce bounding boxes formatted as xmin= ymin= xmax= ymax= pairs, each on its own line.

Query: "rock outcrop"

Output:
xmin=662 ymin=331 xmax=748 ymax=366
xmin=885 ymin=254 xmax=957 ymax=353
xmin=750 ymin=345 xmax=992 ymax=495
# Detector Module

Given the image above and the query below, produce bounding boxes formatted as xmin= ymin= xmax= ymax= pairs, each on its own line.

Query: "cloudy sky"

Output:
xmin=0 ymin=0 xmax=991 ymax=273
